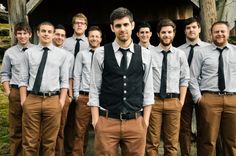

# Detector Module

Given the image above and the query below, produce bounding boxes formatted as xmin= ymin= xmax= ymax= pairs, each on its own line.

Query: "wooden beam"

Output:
xmin=7 ymin=0 xmax=27 ymax=45
xmin=26 ymin=0 xmax=43 ymax=14
xmin=199 ymin=0 xmax=217 ymax=42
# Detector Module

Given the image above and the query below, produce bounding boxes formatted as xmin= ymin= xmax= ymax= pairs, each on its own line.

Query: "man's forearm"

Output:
xmin=91 ymin=106 xmax=99 ymax=128
xmin=19 ymin=86 xmax=27 ymax=105
xmin=143 ymin=105 xmax=152 ymax=127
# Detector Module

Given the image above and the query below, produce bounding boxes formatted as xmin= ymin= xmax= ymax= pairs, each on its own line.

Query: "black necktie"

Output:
xmin=160 ymin=50 xmax=170 ymax=98
xmin=188 ymin=44 xmax=197 ymax=66
xmin=32 ymin=47 xmax=49 ymax=93
xmin=90 ymin=49 xmax=95 ymax=67
xmin=119 ymin=48 xmax=129 ymax=72
xmin=74 ymin=38 xmax=81 ymax=58
xmin=216 ymin=47 xmax=227 ymax=92
xmin=22 ymin=48 xmax=28 ymax=52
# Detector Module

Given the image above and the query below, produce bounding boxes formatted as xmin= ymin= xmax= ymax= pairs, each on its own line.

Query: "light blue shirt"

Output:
xmin=63 ymin=34 xmax=89 ymax=56
xmin=189 ymin=43 xmax=236 ymax=103
xmin=152 ymin=44 xmax=190 ymax=93
xmin=19 ymin=44 xmax=69 ymax=92
xmin=73 ymin=48 xmax=94 ymax=98
xmin=1 ymin=43 xmax=35 ymax=85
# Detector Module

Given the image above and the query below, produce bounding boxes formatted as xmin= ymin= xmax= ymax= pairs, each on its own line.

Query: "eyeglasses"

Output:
xmin=74 ymin=22 xmax=86 ymax=25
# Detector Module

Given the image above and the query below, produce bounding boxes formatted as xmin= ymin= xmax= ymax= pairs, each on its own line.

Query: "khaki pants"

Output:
xmin=197 ymin=93 xmax=236 ymax=156
xmin=8 ymin=88 xmax=22 ymax=156
xmin=95 ymin=116 xmax=147 ymax=156
xmin=146 ymin=97 xmax=182 ymax=156
xmin=22 ymin=94 xmax=61 ymax=156
xmin=55 ymin=95 xmax=71 ymax=156
xmin=179 ymin=90 xmax=195 ymax=156
xmin=72 ymin=95 xmax=91 ymax=156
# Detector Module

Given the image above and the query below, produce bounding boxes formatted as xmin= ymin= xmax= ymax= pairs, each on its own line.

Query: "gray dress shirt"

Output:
xmin=88 ymin=41 xmax=154 ymax=107
xmin=178 ymin=39 xmax=210 ymax=62
xmin=63 ymin=34 xmax=89 ymax=56
xmin=190 ymin=43 xmax=236 ymax=103
xmin=73 ymin=48 xmax=93 ymax=98
xmin=152 ymin=45 xmax=190 ymax=94
xmin=19 ymin=44 xmax=69 ymax=92
xmin=1 ymin=43 xmax=34 ymax=85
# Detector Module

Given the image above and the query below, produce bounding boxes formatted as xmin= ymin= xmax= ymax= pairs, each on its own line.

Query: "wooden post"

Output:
xmin=199 ymin=0 xmax=217 ymax=42
xmin=7 ymin=0 xmax=27 ymax=45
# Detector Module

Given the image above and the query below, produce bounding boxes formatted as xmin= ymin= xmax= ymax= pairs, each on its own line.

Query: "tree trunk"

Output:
xmin=199 ymin=0 xmax=217 ymax=42
xmin=7 ymin=0 xmax=27 ymax=45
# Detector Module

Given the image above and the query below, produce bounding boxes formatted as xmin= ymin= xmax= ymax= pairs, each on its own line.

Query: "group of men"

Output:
xmin=1 ymin=6 xmax=236 ymax=156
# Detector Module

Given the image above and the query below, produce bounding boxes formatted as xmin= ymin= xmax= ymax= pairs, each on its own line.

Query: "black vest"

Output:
xmin=99 ymin=43 xmax=144 ymax=113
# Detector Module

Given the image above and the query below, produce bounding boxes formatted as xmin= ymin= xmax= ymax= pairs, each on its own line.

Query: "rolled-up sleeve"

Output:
xmin=1 ymin=52 xmax=11 ymax=83
xmin=73 ymin=52 xmax=83 ymax=98
xmin=88 ymin=48 xmax=104 ymax=107
xmin=180 ymin=52 xmax=190 ymax=87
xmin=19 ymin=52 xmax=29 ymax=87
xmin=142 ymin=48 xmax=154 ymax=106
xmin=60 ymin=55 xmax=69 ymax=89
xmin=189 ymin=50 xmax=202 ymax=103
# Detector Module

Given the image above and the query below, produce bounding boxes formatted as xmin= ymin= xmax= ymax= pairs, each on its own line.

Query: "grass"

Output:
xmin=0 ymin=84 xmax=10 ymax=155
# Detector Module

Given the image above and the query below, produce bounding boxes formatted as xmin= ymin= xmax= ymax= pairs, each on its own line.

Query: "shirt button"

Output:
xmin=124 ymin=83 xmax=127 ymax=86
xmin=123 ymin=97 xmax=126 ymax=101
xmin=123 ymin=75 xmax=127 ymax=79
xmin=124 ymin=90 xmax=127 ymax=94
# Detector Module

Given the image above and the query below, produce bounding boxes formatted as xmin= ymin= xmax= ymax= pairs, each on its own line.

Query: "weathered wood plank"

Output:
xmin=26 ymin=0 xmax=43 ymax=14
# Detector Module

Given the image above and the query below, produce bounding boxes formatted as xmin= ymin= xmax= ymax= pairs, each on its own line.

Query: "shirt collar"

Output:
xmin=72 ymin=34 xmax=86 ymax=41
xmin=157 ymin=44 xmax=175 ymax=53
xmin=112 ymin=40 xmax=134 ymax=53
xmin=38 ymin=43 xmax=54 ymax=51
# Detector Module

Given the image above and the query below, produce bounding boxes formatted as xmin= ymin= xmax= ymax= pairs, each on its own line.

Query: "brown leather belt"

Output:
xmin=201 ymin=91 xmax=236 ymax=96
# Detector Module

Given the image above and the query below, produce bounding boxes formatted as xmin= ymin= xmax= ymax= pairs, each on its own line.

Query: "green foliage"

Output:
xmin=0 ymin=84 xmax=9 ymax=155
xmin=229 ymin=36 xmax=236 ymax=45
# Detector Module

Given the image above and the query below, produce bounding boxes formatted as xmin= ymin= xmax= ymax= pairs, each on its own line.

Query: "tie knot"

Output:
xmin=162 ymin=50 xmax=170 ymax=56
xmin=216 ymin=47 xmax=227 ymax=53
xmin=22 ymin=48 xmax=28 ymax=52
xmin=76 ymin=38 xmax=81 ymax=42
xmin=119 ymin=48 xmax=129 ymax=55
xmin=43 ymin=47 xmax=49 ymax=51
xmin=190 ymin=44 xmax=197 ymax=48
xmin=89 ymin=49 xmax=95 ymax=53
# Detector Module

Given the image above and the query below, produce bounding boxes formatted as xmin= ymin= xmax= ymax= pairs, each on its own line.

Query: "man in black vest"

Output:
xmin=88 ymin=7 xmax=154 ymax=156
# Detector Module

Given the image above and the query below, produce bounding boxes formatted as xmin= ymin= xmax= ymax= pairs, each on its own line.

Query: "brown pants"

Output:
xmin=22 ymin=94 xmax=61 ymax=156
xmin=197 ymin=93 xmax=236 ymax=156
xmin=55 ymin=95 xmax=71 ymax=156
xmin=146 ymin=97 xmax=182 ymax=156
xmin=72 ymin=94 xmax=91 ymax=156
xmin=64 ymin=99 xmax=76 ymax=156
xmin=8 ymin=88 xmax=22 ymax=156
xmin=179 ymin=90 xmax=195 ymax=156
xmin=95 ymin=116 xmax=147 ymax=156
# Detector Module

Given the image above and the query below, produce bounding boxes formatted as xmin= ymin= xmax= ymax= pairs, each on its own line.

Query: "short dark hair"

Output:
xmin=211 ymin=21 xmax=229 ymax=32
xmin=110 ymin=7 xmax=134 ymax=25
xmin=55 ymin=24 xmax=66 ymax=31
xmin=37 ymin=21 xmax=54 ymax=31
xmin=156 ymin=19 xmax=176 ymax=33
xmin=88 ymin=26 xmax=102 ymax=37
xmin=14 ymin=22 xmax=32 ymax=35
xmin=184 ymin=17 xmax=200 ymax=28
xmin=137 ymin=21 xmax=152 ymax=32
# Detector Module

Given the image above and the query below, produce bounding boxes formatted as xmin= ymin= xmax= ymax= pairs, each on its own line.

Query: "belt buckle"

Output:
xmin=218 ymin=92 xmax=226 ymax=96
xmin=120 ymin=113 xmax=126 ymax=121
xmin=48 ymin=92 xmax=52 ymax=96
